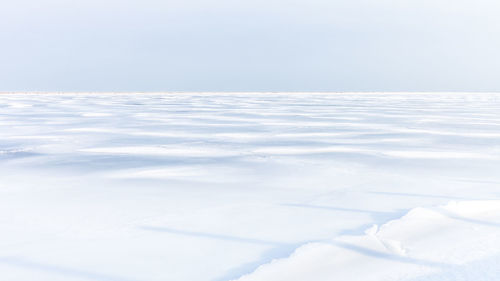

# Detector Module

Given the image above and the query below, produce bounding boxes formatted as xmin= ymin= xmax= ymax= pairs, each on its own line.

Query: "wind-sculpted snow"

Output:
xmin=0 ymin=93 xmax=500 ymax=281
xmin=234 ymin=200 xmax=500 ymax=281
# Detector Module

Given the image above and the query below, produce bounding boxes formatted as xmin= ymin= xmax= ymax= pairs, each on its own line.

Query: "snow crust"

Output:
xmin=234 ymin=200 xmax=500 ymax=281
xmin=1 ymin=92 xmax=500 ymax=281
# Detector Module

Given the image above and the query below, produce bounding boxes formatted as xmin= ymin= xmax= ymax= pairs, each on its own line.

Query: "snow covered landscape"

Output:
xmin=1 ymin=92 xmax=500 ymax=281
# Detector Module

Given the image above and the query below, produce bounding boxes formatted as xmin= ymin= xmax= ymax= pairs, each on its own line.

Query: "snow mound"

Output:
xmin=233 ymin=200 xmax=500 ymax=281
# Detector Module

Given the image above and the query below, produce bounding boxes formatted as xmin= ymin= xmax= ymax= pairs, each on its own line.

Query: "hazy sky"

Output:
xmin=1 ymin=0 xmax=500 ymax=92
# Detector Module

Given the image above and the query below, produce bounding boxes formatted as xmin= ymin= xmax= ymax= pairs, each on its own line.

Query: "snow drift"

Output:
xmin=1 ymin=92 xmax=500 ymax=281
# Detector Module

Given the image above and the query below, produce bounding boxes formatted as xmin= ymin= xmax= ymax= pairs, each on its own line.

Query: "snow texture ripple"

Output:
xmin=1 ymin=92 xmax=500 ymax=281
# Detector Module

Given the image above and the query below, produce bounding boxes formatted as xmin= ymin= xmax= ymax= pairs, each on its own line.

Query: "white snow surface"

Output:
xmin=1 ymin=92 xmax=499 ymax=281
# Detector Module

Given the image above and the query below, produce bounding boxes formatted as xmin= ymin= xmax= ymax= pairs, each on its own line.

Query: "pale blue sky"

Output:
xmin=1 ymin=0 xmax=499 ymax=92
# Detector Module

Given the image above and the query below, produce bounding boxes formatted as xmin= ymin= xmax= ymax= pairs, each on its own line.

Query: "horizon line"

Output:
xmin=1 ymin=91 xmax=500 ymax=94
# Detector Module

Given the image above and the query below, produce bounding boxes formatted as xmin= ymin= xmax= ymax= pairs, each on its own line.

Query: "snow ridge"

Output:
xmin=232 ymin=200 xmax=500 ymax=281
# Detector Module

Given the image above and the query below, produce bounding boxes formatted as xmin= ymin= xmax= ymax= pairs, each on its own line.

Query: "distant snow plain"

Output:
xmin=1 ymin=92 xmax=499 ymax=281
